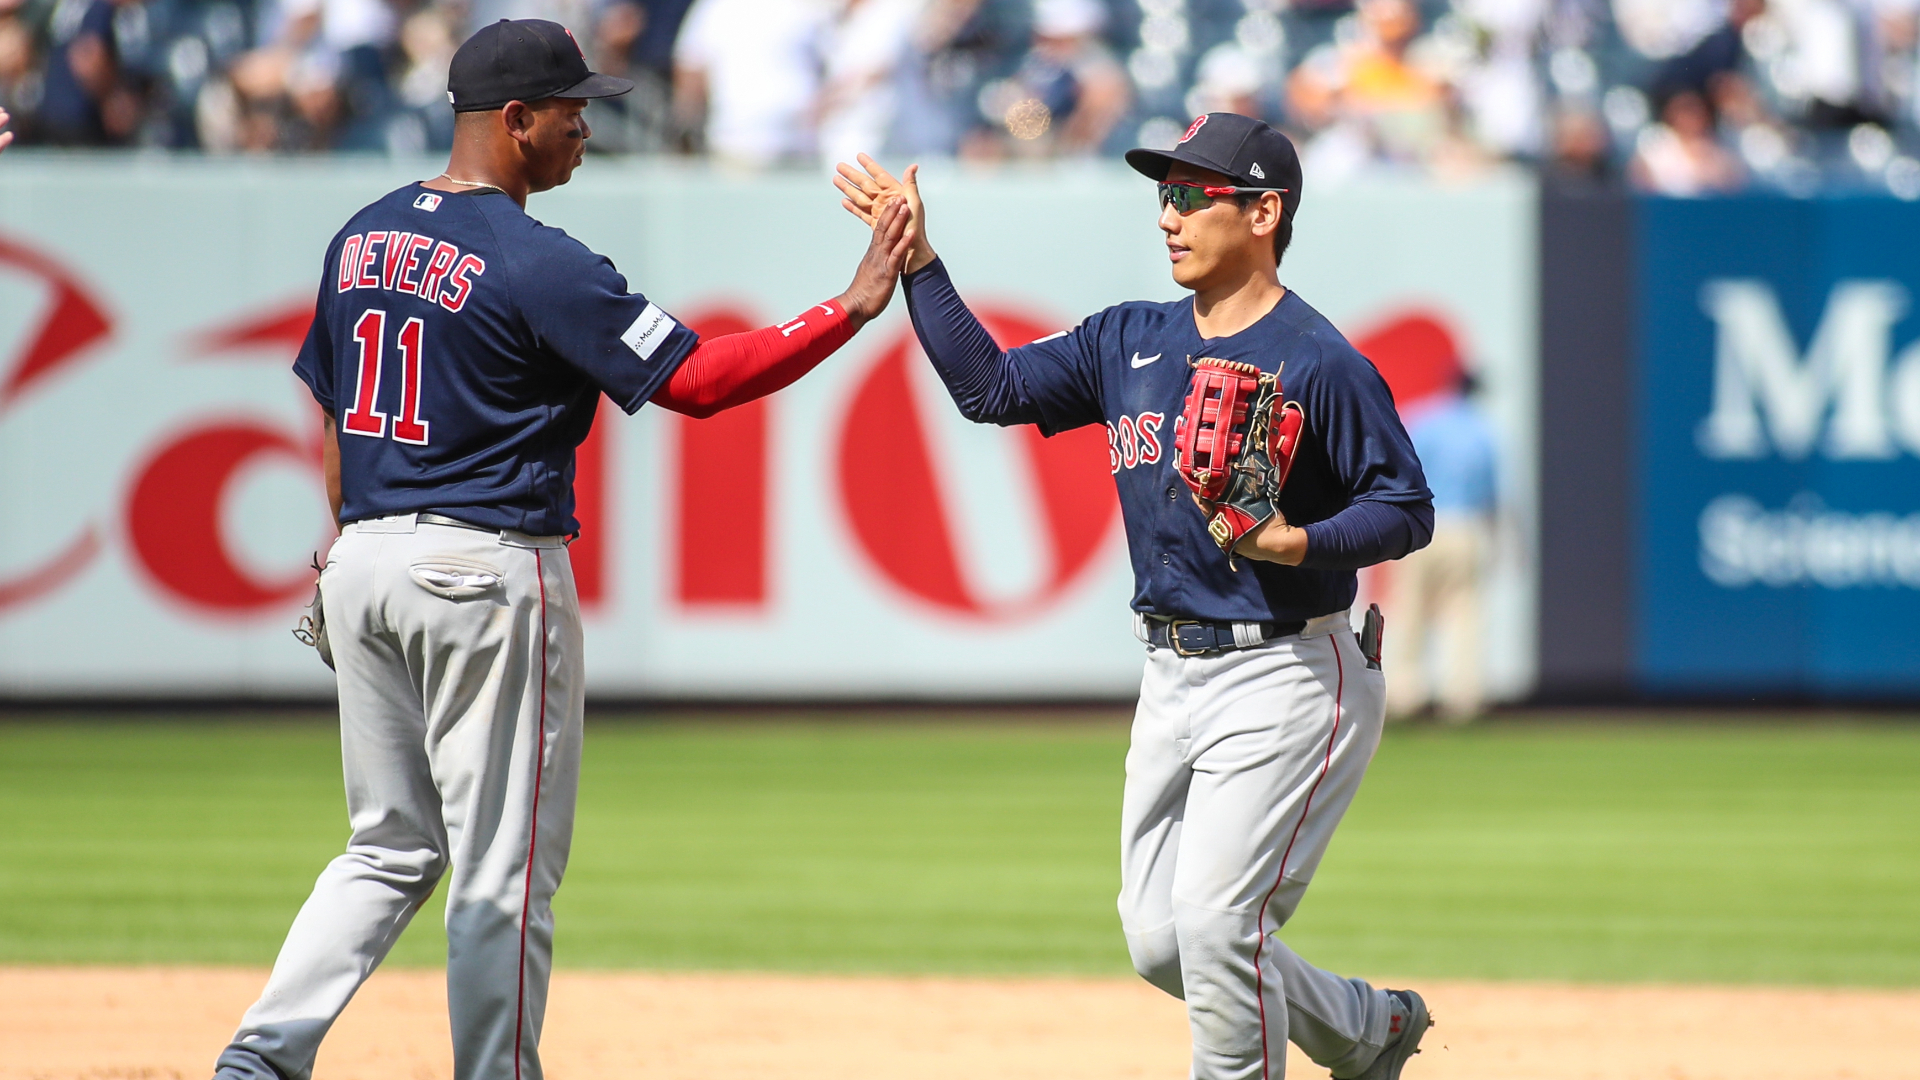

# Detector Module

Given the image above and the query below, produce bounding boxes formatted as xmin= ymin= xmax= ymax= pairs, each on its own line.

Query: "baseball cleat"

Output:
xmin=1335 ymin=988 xmax=1432 ymax=1080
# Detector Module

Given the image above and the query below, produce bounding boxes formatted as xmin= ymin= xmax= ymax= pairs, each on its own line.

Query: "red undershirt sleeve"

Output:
xmin=649 ymin=299 xmax=856 ymax=418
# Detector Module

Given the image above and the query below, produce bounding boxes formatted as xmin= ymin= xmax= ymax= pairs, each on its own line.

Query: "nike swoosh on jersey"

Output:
xmin=1130 ymin=352 xmax=1162 ymax=368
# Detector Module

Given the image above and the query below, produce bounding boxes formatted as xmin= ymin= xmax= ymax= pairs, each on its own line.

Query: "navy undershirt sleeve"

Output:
xmin=1301 ymin=499 xmax=1434 ymax=570
xmin=902 ymin=257 xmax=1043 ymax=426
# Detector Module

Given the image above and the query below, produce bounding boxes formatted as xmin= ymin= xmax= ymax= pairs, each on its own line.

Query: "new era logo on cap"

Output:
xmin=1249 ymin=162 xmax=1265 ymax=179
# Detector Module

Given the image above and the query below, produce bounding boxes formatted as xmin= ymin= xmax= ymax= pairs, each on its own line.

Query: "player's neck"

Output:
xmin=424 ymin=149 xmax=531 ymax=207
xmin=1189 ymin=270 xmax=1286 ymax=341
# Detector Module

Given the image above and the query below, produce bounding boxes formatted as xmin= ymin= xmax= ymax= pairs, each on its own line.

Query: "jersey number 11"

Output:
xmin=341 ymin=308 xmax=430 ymax=445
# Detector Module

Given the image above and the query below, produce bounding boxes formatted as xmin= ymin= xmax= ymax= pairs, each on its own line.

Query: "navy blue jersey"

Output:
xmin=293 ymin=183 xmax=699 ymax=535
xmin=904 ymin=261 xmax=1432 ymax=622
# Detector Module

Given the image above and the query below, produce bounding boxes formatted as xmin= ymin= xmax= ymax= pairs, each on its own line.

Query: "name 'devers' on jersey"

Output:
xmin=1693 ymin=279 xmax=1920 ymax=589
xmin=335 ymin=230 xmax=487 ymax=313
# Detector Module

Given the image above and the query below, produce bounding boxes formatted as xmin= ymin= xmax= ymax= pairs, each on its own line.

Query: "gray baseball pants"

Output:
xmin=1120 ymin=612 xmax=1395 ymax=1080
xmin=215 ymin=515 xmax=583 ymax=1080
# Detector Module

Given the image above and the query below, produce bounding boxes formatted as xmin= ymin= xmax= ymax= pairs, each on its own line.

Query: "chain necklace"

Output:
xmin=439 ymin=173 xmax=501 ymax=189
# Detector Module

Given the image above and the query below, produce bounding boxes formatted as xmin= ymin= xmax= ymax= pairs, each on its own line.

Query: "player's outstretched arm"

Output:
xmin=650 ymin=199 xmax=914 ymax=418
xmin=838 ymin=158 xmax=1077 ymax=429
xmin=835 ymin=155 xmax=935 ymax=275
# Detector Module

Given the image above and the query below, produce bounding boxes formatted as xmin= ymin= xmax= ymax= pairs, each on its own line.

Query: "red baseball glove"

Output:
xmin=1169 ymin=357 xmax=1306 ymax=565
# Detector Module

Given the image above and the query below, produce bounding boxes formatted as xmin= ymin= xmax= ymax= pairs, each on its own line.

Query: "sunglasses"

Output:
xmin=1156 ymin=182 xmax=1290 ymax=214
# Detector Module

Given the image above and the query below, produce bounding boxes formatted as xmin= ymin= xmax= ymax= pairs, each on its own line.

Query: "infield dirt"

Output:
xmin=3 ymin=966 xmax=1914 ymax=1080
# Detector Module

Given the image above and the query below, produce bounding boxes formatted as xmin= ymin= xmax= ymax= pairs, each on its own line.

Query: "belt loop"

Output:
xmin=352 ymin=513 xmax=418 ymax=534
xmin=498 ymin=530 xmax=567 ymax=550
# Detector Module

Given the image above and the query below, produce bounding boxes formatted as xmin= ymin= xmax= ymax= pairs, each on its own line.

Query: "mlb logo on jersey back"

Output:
xmin=622 ymin=302 xmax=679 ymax=360
xmin=414 ymin=192 xmax=443 ymax=212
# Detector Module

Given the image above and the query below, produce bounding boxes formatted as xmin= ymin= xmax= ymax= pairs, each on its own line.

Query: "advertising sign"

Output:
xmin=0 ymin=159 xmax=1536 ymax=699
xmin=1637 ymin=197 xmax=1920 ymax=694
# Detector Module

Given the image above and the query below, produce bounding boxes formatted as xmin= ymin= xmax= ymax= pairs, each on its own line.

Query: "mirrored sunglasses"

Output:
xmin=1156 ymin=182 xmax=1290 ymax=214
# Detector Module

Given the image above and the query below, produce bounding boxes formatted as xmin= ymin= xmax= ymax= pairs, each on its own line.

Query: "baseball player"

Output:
xmin=837 ymin=113 xmax=1435 ymax=1080
xmin=214 ymin=20 xmax=913 ymax=1080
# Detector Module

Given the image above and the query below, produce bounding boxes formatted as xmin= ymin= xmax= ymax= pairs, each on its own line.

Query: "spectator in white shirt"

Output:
xmin=818 ymin=0 xmax=926 ymax=169
xmin=673 ymin=0 xmax=833 ymax=166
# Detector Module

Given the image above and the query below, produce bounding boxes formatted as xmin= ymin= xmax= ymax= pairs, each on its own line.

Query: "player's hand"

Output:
xmin=834 ymin=154 xmax=935 ymax=275
xmin=1235 ymin=511 xmax=1308 ymax=565
xmin=836 ymin=197 xmax=916 ymax=330
xmin=0 ymin=106 xmax=13 ymax=154
xmin=1190 ymin=493 xmax=1308 ymax=566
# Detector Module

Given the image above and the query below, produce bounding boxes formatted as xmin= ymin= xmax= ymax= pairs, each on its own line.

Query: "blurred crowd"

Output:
xmin=2 ymin=0 xmax=1919 ymax=194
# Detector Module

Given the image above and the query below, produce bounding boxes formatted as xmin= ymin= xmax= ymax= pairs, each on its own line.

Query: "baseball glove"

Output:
xmin=291 ymin=554 xmax=334 ymax=671
xmin=1170 ymin=357 xmax=1306 ymax=565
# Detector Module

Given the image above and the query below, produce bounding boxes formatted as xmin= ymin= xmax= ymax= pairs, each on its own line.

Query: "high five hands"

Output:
xmin=837 ymin=196 xmax=918 ymax=329
xmin=0 ymin=106 xmax=12 ymax=154
xmin=835 ymin=155 xmax=936 ymax=275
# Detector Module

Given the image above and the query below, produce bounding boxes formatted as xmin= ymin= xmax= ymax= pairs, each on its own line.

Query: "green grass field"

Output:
xmin=1 ymin=714 xmax=1916 ymax=986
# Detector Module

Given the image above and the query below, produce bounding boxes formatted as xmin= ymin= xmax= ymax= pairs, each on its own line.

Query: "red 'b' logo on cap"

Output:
xmin=1180 ymin=115 xmax=1207 ymax=143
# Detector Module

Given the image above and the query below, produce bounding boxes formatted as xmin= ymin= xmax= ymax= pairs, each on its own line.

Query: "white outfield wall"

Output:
xmin=0 ymin=157 xmax=1536 ymax=700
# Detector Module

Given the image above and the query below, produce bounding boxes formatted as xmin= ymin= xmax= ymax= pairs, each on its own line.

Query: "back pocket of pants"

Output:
xmin=409 ymin=557 xmax=505 ymax=601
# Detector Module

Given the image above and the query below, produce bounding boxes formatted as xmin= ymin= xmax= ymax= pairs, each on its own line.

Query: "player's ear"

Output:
xmin=1249 ymin=192 xmax=1282 ymax=240
xmin=501 ymin=100 xmax=535 ymax=145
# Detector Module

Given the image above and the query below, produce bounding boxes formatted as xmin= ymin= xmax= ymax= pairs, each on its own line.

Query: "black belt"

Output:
xmin=1141 ymin=616 xmax=1307 ymax=657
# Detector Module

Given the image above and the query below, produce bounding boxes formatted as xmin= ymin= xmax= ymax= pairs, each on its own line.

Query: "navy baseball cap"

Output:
xmin=448 ymin=19 xmax=632 ymax=112
xmin=1126 ymin=113 xmax=1304 ymax=220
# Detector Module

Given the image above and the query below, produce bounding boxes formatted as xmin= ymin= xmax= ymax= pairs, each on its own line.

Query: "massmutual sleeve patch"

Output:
xmin=621 ymin=302 xmax=679 ymax=361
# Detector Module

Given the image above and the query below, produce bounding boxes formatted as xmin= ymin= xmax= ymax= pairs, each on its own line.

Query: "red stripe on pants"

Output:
xmin=1254 ymin=639 xmax=1344 ymax=1080
xmin=512 ymin=550 xmax=550 ymax=1080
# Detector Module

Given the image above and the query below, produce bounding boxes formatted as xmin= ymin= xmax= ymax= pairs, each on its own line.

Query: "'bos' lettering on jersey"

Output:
xmin=1108 ymin=411 xmax=1165 ymax=472
xmin=336 ymin=230 xmax=487 ymax=313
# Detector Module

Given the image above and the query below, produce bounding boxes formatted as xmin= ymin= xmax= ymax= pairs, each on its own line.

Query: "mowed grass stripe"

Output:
xmin=0 ymin=715 xmax=1915 ymax=984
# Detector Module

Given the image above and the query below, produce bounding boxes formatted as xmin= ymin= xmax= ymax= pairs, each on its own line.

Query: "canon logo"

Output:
xmin=1697 ymin=279 xmax=1920 ymax=460
xmin=0 ymin=256 xmax=1122 ymax=626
